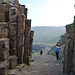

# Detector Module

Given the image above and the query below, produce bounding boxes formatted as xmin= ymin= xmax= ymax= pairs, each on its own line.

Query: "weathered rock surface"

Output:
xmin=0 ymin=61 xmax=9 ymax=75
xmin=0 ymin=0 xmax=34 ymax=75
xmin=63 ymin=19 xmax=75 ymax=75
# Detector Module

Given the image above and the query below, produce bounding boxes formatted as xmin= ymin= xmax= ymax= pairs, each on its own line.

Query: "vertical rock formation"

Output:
xmin=0 ymin=38 xmax=9 ymax=61
xmin=63 ymin=17 xmax=75 ymax=75
xmin=29 ymin=31 xmax=34 ymax=56
xmin=23 ymin=19 xmax=31 ymax=65
xmin=0 ymin=0 xmax=34 ymax=74
xmin=16 ymin=14 xmax=25 ymax=64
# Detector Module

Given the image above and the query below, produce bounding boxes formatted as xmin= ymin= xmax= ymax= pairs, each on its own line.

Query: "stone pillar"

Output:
xmin=9 ymin=23 xmax=17 ymax=55
xmin=9 ymin=23 xmax=17 ymax=37
xmin=23 ymin=19 xmax=31 ymax=65
xmin=16 ymin=14 xmax=25 ymax=64
xmin=64 ymin=25 xmax=75 ymax=75
xmin=0 ymin=5 xmax=5 ymax=22
xmin=73 ymin=39 xmax=75 ymax=74
xmin=9 ymin=7 xmax=18 ymax=55
xmin=9 ymin=7 xmax=18 ymax=22
xmin=17 ymin=14 xmax=25 ymax=34
xmin=19 ymin=5 xmax=25 ymax=14
xmin=0 ymin=22 xmax=8 ymax=39
xmin=9 ymin=55 xmax=17 ymax=69
xmin=0 ymin=4 xmax=11 ymax=22
xmin=29 ymin=31 xmax=34 ymax=57
xmin=0 ymin=38 xmax=9 ymax=61
xmin=0 ymin=61 xmax=9 ymax=75
xmin=24 ymin=8 xmax=28 ymax=19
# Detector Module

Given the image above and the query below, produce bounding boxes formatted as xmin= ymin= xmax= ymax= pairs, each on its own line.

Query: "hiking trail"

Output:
xmin=16 ymin=51 xmax=63 ymax=75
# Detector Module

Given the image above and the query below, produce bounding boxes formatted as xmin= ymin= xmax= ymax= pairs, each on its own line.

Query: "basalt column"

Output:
xmin=9 ymin=7 xmax=18 ymax=55
xmin=73 ymin=37 xmax=75 ymax=74
xmin=64 ymin=25 xmax=75 ymax=75
xmin=24 ymin=8 xmax=28 ymax=19
xmin=0 ymin=4 xmax=11 ymax=22
xmin=0 ymin=23 xmax=8 ymax=38
xmin=0 ymin=38 xmax=9 ymax=61
xmin=0 ymin=38 xmax=9 ymax=75
xmin=29 ymin=31 xmax=34 ymax=57
xmin=23 ymin=19 xmax=31 ymax=65
xmin=16 ymin=14 xmax=25 ymax=64
xmin=73 ymin=16 xmax=75 ymax=74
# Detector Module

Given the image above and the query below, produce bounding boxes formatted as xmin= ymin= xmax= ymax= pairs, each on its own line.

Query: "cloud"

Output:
xmin=26 ymin=3 xmax=34 ymax=12
xmin=20 ymin=0 xmax=75 ymax=27
xmin=26 ymin=3 xmax=32 ymax=8
xmin=39 ymin=0 xmax=75 ymax=26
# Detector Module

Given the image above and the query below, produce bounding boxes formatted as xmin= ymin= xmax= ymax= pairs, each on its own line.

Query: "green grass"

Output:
xmin=30 ymin=58 xmax=34 ymax=62
xmin=17 ymin=63 xmax=20 ymax=66
xmin=32 ymin=52 xmax=40 ymax=56
xmin=33 ymin=43 xmax=56 ymax=46
xmin=8 ymin=0 xmax=11 ymax=3
xmin=2 ymin=0 xmax=10 ymax=4
xmin=50 ymin=53 xmax=56 ymax=56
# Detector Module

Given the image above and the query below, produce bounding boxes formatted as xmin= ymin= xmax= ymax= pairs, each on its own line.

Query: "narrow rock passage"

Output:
xmin=17 ymin=52 xmax=63 ymax=75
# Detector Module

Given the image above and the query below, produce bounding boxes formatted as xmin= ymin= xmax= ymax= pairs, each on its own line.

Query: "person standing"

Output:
xmin=40 ymin=50 xmax=43 ymax=55
xmin=55 ymin=44 xmax=60 ymax=60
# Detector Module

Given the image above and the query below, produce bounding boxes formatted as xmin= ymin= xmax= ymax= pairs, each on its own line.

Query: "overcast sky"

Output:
xmin=19 ymin=0 xmax=75 ymax=27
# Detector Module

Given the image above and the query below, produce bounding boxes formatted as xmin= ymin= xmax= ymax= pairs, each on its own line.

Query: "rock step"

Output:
xmin=8 ymin=69 xmax=17 ymax=75
xmin=0 ymin=61 xmax=9 ymax=75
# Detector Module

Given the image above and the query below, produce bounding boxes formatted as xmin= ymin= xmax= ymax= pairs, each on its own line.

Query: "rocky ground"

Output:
xmin=16 ymin=51 xmax=63 ymax=75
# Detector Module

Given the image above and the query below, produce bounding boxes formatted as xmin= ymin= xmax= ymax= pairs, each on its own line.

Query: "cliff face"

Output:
xmin=57 ymin=34 xmax=66 ymax=46
xmin=0 ymin=1 xmax=34 ymax=75
xmin=63 ymin=25 xmax=75 ymax=75
xmin=57 ymin=23 xmax=75 ymax=75
xmin=63 ymin=16 xmax=75 ymax=75
xmin=57 ymin=34 xmax=66 ymax=63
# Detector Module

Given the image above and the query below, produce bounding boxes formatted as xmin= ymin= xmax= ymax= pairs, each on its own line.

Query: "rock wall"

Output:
xmin=0 ymin=0 xmax=34 ymax=75
xmin=63 ymin=18 xmax=75 ymax=75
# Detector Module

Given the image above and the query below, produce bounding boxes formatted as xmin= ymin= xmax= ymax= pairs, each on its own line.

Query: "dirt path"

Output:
xmin=16 ymin=52 xmax=63 ymax=75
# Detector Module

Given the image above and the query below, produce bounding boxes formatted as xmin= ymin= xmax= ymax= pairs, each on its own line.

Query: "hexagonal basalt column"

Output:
xmin=24 ymin=8 xmax=28 ymax=19
xmin=0 ymin=38 xmax=9 ymax=61
xmin=0 ymin=61 xmax=9 ymax=75
xmin=9 ymin=7 xmax=18 ymax=22
xmin=0 ymin=22 xmax=8 ymax=39
xmin=29 ymin=31 xmax=34 ymax=57
xmin=23 ymin=19 xmax=31 ymax=64
xmin=73 ymin=39 xmax=75 ymax=74
xmin=16 ymin=14 xmax=25 ymax=64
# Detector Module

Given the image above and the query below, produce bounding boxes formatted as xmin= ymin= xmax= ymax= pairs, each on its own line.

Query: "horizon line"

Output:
xmin=31 ymin=26 xmax=66 ymax=27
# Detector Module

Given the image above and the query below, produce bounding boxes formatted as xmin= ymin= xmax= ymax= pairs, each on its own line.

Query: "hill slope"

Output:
xmin=31 ymin=26 xmax=66 ymax=44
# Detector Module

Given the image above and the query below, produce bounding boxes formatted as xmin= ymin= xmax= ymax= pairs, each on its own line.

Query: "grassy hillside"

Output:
xmin=31 ymin=26 xmax=66 ymax=44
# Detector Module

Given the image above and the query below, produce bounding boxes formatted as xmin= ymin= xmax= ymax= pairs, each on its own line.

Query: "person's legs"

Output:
xmin=40 ymin=51 xmax=42 ymax=55
xmin=56 ymin=52 xmax=59 ymax=60
xmin=57 ymin=52 xmax=59 ymax=60
xmin=55 ymin=52 xmax=60 ymax=65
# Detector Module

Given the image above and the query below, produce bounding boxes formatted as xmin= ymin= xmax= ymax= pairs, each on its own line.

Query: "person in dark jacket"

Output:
xmin=40 ymin=50 xmax=43 ymax=55
xmin=55 ymin=44 xmax=60 ymax=60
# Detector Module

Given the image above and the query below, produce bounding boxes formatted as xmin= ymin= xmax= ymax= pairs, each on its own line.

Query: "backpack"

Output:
xmin=55 ymin=47 xmax=59 ymax=52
